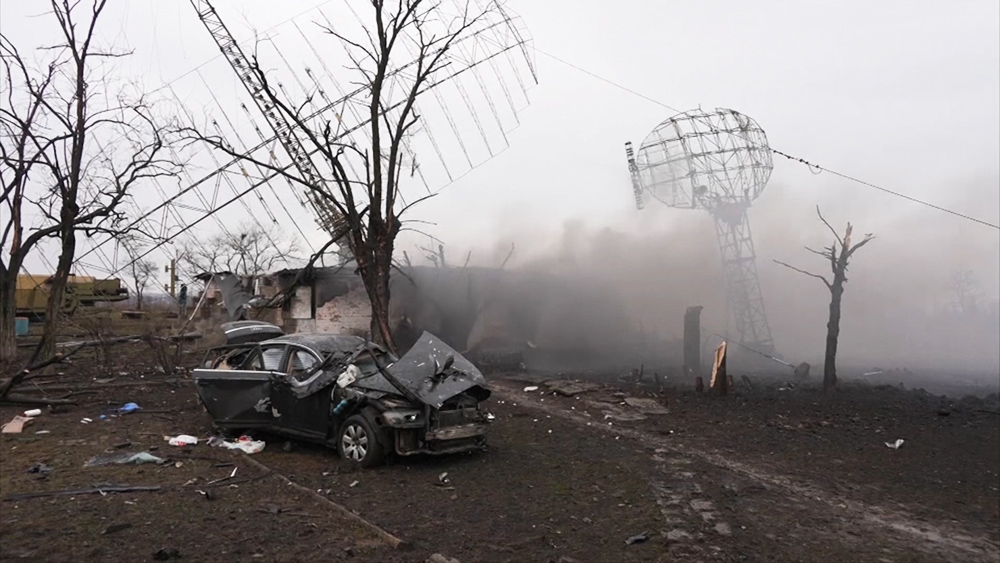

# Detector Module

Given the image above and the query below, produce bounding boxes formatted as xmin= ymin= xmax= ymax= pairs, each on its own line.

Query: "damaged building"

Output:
xmin=193 ymin=264 xmax=682 ymax=373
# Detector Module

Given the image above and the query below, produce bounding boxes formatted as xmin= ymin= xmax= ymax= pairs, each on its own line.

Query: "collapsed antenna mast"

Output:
xmin=190 ymin=0 xmax=350 ymax=258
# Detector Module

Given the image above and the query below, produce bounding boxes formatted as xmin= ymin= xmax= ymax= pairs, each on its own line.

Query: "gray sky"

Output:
xmin=3 ymin=0 xmax=999 ymax=366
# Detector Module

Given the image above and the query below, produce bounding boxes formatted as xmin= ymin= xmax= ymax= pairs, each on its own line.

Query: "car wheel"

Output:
xmin=338 ymin=414 xmax=384 ymax=468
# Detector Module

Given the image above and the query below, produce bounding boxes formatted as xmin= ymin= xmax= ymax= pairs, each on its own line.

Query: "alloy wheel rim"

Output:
xmin=342 ymin=424 xmax=369 ymax=461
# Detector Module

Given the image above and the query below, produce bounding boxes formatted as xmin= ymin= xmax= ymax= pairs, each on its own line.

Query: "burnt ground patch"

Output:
xmin=1 ymin=365 xmax=997 ymax=562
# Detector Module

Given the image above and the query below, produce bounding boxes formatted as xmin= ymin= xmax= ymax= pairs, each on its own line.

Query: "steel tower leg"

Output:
xmin=710 ymin=203 xmax=774 ymax=354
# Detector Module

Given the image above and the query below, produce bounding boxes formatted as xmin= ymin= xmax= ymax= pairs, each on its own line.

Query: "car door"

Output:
xmin=193 ymin=344 xmax=281 ymax=432
xmin=268 ymin=344 xmax=331 ymax=441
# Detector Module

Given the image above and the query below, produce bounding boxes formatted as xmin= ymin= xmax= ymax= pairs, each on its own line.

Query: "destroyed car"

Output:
xmin=192 ymin=321 xmax=493 ymax=467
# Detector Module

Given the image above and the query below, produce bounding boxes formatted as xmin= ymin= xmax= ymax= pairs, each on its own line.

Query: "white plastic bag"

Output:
xmin=217 ymin=435 xmax=265 ymax=454
xmin=166 ymin=434 xmax=199 ymax=446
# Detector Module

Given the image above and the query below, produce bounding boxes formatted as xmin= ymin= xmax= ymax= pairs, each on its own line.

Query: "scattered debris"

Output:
xmin=80 ymin=418 xmax=93 ymax=424
xmin=349 ymin=480 xmax=360 ymax=488
xmin=153 ymin=547 xmax=182 ymax=561
xmin=23 ymin=408 xmax=42 ymax=417
xmin=625 ymin=531 xmax=650 ymax=545
xmin=523 ymin=385 xmax=539 ymax=392
xmin=885 ymin=439 xmax=905 ymax=450
xmin=427 ymin=554 xmax=461 ymax=563
xmin=118 ymin=402 xmax=141 ymax=414
xmin=101 ymin=523 xmax=132 ymax=535
xmin=665 ymin=529 xmax=692 ymax=542
xmin=1 ymin=415 xmax=33 ymax=434
xmin=206 ymin=467 xmax=238 ymax=485
xmin=27 ymin=463 xmax=53 ymax=474
xmin=623 ymin=397 xmax=669 ymax=415
xmin=210 ymin=435 xmax=265 ymax=454
xmin=3 ymin=485 xmax=162 ymax=502
xmin=85 ymin=452 xmax=166 ymax=467
xmin=166 ymin=434 xmax=199 ymax=446
xmin=591 ymin=402 xmax=646 ymax=422
xmin=544 ymin=380 xmax=602 ymax=397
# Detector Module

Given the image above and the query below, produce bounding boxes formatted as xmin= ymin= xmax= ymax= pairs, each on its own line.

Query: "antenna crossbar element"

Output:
xmin=624 ymin=142 xmax=644 ymax=210
xmin=190 ymin=0 xmax=350 ymax=254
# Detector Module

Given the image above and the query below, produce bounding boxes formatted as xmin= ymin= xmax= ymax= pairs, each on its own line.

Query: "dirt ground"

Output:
xmin=1 ymin=343 xmax=998 ymax=562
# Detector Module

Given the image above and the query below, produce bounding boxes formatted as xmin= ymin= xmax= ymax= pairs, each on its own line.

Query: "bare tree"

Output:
xmin=186 ymin=1 xmax=507 ymax=353
xmin=128 ymin=258 xmax=157 ymax=311
xmin=775 ymin=207 xmax=874 ymax=392
xmin=118 ymin=235 xmax=158 ymax=311
xmin=0 ymin=0 xmax=180 ymax=364
xmin=177 ymin=222 xmax=299 ymax=281
xmin=950 ymin=270 xmax=982 ymax=316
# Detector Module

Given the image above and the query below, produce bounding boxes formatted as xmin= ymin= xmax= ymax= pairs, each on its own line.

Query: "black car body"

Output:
xmin=192 ymin=321 xmax=492 ymax=467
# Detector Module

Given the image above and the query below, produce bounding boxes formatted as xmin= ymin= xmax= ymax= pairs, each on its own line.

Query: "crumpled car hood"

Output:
xmin=386 ymin=332 xmax=490 ymax=409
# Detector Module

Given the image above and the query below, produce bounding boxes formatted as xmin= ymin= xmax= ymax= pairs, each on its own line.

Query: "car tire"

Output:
xmin=338 ymin=414 xmax=384 ymax=468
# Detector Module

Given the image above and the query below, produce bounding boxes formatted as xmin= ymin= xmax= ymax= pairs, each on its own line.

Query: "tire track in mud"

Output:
xmin=494 ymin=384 xmax=1000 ymax=563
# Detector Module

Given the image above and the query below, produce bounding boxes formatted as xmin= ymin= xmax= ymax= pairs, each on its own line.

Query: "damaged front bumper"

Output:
xmin=393 ymin=422 xmax=490 ymax=456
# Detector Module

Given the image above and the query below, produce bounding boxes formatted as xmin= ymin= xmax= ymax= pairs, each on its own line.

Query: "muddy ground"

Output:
xmin=1 ymin=344 xmax=998 ymax=562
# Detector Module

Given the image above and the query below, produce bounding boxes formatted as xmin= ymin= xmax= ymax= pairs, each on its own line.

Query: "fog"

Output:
xmin=4 ymin=1 xmax=998 ymax=382
xmin=395 ymin=171 xmax=1000 ymax=379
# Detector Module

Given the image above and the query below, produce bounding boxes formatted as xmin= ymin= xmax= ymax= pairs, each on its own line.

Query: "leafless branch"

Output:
xmin=774 ymin=259 xmax=832 ymax=288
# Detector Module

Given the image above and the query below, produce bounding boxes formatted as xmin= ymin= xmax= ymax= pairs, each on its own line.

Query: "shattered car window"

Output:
xmin=289 ymin=349 xmax=320 ymax=381
xmin=261 ymin=346 xmax=285 ymax=372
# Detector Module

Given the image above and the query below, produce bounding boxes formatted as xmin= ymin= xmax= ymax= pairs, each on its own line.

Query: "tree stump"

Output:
xmin=709 ymin=341 xmax=728 ymax=397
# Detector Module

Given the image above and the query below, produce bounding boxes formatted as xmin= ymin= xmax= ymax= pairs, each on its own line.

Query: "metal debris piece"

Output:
xmin=544 ymin=380 xmax=602 ymax=397
xmin=625 ymin=531 xmax=650 ymax=545
xmin=101 ymin=523 xmax=132 ymax=535
xmin=84 ymin=452 xmax=166 ymax=467
xmin=623 ymin=397 xmax=669 ymax=415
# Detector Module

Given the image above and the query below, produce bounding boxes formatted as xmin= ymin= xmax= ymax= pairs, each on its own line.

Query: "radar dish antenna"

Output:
xmin=626 ymin=107 xmax=775 ymax=353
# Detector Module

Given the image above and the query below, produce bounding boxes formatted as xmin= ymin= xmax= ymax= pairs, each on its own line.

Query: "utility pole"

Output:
xmin=165 ymin=259 xmax=177 ymax=298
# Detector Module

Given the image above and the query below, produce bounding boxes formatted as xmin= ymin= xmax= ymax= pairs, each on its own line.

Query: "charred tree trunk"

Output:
xmin=823 ymin=271 xmax=847 ymax=391
xmin=775 ymin=208 xmax=874 ymax=395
